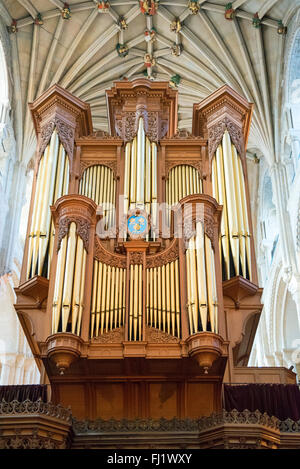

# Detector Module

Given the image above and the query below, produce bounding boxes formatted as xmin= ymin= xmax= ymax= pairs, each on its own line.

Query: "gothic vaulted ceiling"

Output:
xmin=1 ymin=0 xmax=300 ymax=166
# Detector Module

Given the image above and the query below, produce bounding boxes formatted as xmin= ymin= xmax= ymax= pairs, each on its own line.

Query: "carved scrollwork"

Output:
xmin=115 ymin=110 xmax=167 ymax=142
xmin=165 ymin=160 xmax=202 ymax=177
xmin=129 ymin=251 xmax=144 ymax=265
xmin=92 ymin=328 xmax=125 ymax=343
xmin=0 ymin=398 xmax=72 ymax=422
xmin=94 ymin=237 xmax=126 ymax=268
xmin=146 ymin=239 xmax=179 ymax=268
xmin=38 ymin=117 xmax=75 ymax=160
xmin=80 ymin=160 xmax=117 ymax=178
xmin=57 ymin=217 xmax=90 ymax=252
xmin=183 ymin=217 xmax=215 ymax=247
xmin=208 ymin=117 xmax=244 ymax=159
xmin=147 ymin=327 xmax=180 ymax=343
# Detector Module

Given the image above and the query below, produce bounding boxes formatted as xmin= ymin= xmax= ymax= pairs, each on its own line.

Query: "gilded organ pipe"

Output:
xmin=212 ymin=130 xmax=251 ymax=281
xmin=166 ymin=165 xmax=202 ymax=226
xmin=51 ymin=223 xmax=87 ymax=335
xmin=27 ymin=129 xmax=69 ymax=281
xmin=185 ymin=224 xmax=218 ymax=335
xmin=146 ymin=260 xmax=181 ymax=338
xmin=79 ymin=165 xmax=116 ymax=230
xmin=123 ymin=119 xmax=158 ymax=240
xmin=90 ymin=260 xmax=126 ymax=338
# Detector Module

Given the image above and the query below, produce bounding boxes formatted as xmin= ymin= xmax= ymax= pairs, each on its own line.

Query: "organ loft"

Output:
xmin=11 ymin=79 xmax=298 ymax=448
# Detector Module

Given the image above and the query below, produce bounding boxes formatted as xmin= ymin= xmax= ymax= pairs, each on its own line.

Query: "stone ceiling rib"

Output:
xmin=1 ymin=0 xmax=294 ymax=166
xmin=17 ymin=0 xmax=37 ymax=19
xmin=50 ymin=8 xmax=98 ymax=86
xmin=232 ymin=17 xmax=270 ymax=154
xmin=258 ymin=0 xmax=280 ymax=19
xmin=255 ymin=26 xmax=274 ymax=156
xmin=48 ymin=0 xmax=64 ymax=9
xmin=232 ymin=0 xmax=248 ymax=9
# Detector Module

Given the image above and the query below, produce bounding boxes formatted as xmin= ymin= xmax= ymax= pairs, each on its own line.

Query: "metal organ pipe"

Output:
xmin=123 ymin=118 xmax=158 ymax=240
xmin=211 ymin=130 xmax=251 ymax=281
xmin=90 ymin=260 xmax=126 ymax=338
xmin=27 ymin=129 xmax=69 ymax=280
xmin=79 ymin=165 xmax=116 ymax=231
xmin=165 ymin=165 xmax=202 ymax=226
xmin=185 ymin=223 xmax=218 ymax=335
xmin=51 ymin=223 xmax=87 ymax=335
xmin=146 ymin=260 xmax=181 ymax=338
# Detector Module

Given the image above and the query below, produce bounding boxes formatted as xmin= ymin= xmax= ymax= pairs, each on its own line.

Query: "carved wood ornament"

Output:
xmin=94 ymin=236 xmax=126 ymax=268
xmin=146 ymin=238 xmax=179 ymax=268
xmin=38 ymin=118 xmax=75 ymax=160
xmin=208 ymin=117 xmax=244 ymax=159
xmin=57 ymin=216 xmax=90 ymax=252
xmin=115 ymin=110 xmax=168 ymax=143
xmin=79 ymin=160 xmax=117 ymax=178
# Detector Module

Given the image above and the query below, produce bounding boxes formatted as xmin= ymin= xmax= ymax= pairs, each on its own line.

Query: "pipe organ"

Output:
xmin=15 ymin=80 xmax=264 ymax=427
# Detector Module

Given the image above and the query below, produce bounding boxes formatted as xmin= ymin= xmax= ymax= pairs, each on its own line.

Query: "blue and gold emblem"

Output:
xmin=127 ymin=214 xmax=148 ymax=238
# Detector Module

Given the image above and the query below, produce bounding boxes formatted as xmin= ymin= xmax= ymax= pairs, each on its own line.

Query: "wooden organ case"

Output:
xmin=15 ymin=79 xmax=264 ymax=422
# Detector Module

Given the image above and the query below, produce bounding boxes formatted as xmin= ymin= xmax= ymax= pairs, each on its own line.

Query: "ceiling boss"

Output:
xmin=139 ymin=0 xmax=159 ymax=16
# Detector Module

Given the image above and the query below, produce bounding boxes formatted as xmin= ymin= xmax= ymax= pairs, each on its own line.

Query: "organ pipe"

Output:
xmin=79 ymin=165 xmax=116 ymax=230
xmin=185 ymin=223 xmax=218 ymax=335
xmin=27 ymin=129 xmax=69 ymax=280
xmin=166 ymin=165 xmax=202 ymax=227
xmin=123 ymin=118 xmax=158 ymax=240
xmin=90 ymin=260 xmax=127 ymax=338
xmin=212 ymin=130 xmax=251 ymax=281
xmin=146 ymin=260 xmax=181 ymax=338
xmin=51 ymin=223 xmax=87 ymax=335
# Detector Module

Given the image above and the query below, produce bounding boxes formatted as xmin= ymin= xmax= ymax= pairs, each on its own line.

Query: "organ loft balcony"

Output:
xmin=14 ymin=79 xmax=263 ymax=420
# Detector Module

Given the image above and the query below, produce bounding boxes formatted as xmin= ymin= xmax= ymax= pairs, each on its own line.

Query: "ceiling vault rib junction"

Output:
xmin=1 ymin=0 xmax=297 ymax=165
